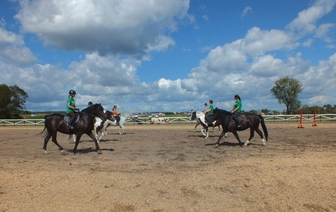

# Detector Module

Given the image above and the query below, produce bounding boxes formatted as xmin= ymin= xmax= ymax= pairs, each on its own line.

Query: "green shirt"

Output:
xmin=208 ymin=104 xmax=214 ymax=114
xmin=233 ymin=100 xmax=242 ymax=112
xmin=66 ymin=97 xmax=76 ymax=114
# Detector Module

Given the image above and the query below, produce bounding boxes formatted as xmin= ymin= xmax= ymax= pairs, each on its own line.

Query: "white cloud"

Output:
xmin=242 ymin=27 xmax=298 ymax=55
xmin=303 ymin=38 xmax=314 ymax=47
xmin=241 ymin=6 xmax=252 ymax=19
xmin=250 ymin=55 xmax=284 ymax=77
xmin=0 ymin=28 xmax=24 ymax=45
xmin=286 ymin=0 xmax=336 ymax=37
xmin=15 ymin=0 xmax=190 ymax=56
xmin=0 ymin=28 xmax=36 ymax=64
xmin=0 ymin=45 xmax=36 ymax=64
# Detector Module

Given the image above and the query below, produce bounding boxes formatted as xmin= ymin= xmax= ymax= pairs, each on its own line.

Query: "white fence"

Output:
xmin=0 ymin=114 xmax=336 ymax=126
xmin=1 ymin=114 xmax=335 ymax=126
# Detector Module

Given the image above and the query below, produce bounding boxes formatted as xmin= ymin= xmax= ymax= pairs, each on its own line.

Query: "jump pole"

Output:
xmin=312 ymin=109 xmax=317 ymax=127
xmin=297 ymin=110 xmax=304 ymax=128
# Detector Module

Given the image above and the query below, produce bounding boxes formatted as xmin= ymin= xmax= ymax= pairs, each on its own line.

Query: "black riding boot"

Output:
xmin=68 ymin=117 xmax=75 ymax=129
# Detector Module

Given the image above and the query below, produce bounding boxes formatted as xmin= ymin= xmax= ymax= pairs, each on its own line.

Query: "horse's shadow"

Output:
xmin=188 ymin=134 xmax=217 ymax=138
xmin=205 ymin=141 xmax=263 ymax=147
xmin=66 ymin=147 xmax=115 ymax=154
xmin=98 ymin=138 xmax=119 ymax=142
xmin=205 ymin=141 xmax=241 ymax=147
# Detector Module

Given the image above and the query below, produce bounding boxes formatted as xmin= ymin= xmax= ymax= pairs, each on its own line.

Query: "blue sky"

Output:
xmin=0 ymin=0 xmax=335 ymax=113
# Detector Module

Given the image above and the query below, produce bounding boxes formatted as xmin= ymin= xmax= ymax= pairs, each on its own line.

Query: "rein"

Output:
xmin=79 ymin=111 xmax=105 ymax=121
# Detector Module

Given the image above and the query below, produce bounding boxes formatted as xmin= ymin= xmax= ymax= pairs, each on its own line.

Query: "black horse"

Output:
xmin=41 ymin=103 xmax=106 ymax=154
xmin=210 ymin=108 xmax=269 ymax=147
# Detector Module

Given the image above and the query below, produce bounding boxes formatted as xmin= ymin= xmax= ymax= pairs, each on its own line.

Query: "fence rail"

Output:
xmin=0 ymin=114 xmax=335 ymax=126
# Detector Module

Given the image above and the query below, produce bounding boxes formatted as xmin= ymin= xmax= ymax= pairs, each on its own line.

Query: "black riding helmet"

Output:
xmin=69 ymin=90 xmax=76 ymax=95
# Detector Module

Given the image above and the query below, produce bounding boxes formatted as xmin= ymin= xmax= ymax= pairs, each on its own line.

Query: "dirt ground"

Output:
xmin=0 ymin=122 xmax=335 ymax=212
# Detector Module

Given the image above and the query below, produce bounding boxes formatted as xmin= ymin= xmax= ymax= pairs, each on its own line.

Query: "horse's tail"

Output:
xmin=259 ymin=115 xmax=269 ymax=141
xmin=37 ymin=115 xmax=48 ymax=136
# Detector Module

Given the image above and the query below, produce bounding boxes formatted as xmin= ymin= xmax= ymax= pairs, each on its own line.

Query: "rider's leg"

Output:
xmin=67 ymin=112 xmax=76 ymax=129
xmin=204 ymin=113 xmax=209 ymax=125
xmin=233 ymin=112 xmax=241 ymax=127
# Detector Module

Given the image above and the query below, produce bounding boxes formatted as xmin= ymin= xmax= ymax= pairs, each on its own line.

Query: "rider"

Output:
xmin=231 ymin=94 xmax=242 ymax=127
xmin=204 ymin=100 xmax=214 ymax=125
xmin=113 ymin=105 xmax=120 ymax=125
xmin=88 ymin=101 xmax=93 ymax=107
xmin=66 ymin=90 xmax=77 ymax=129
xmin=203 ymin=102 xmax=208 ymax=112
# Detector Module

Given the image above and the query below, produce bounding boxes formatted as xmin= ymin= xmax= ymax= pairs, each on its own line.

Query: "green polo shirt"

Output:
xmin=66 ymin=97 xmax=76 ymax=114
xmin=234 ymin=100 xmax=242 ymax=112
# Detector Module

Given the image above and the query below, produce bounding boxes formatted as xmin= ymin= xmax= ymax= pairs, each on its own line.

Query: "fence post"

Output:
xmin=312 ymin=110 xmax=317 ymax=127
xmin=297 ymin=110 xmax=304 ymax=128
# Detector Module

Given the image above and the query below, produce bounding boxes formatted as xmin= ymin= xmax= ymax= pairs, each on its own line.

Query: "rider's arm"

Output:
xmin=67 ymin=102 xmax=75 ymax=110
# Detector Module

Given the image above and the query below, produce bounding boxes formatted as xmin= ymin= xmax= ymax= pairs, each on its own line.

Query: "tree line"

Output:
xmin=0 ymin=77 xmax=334 ymax=119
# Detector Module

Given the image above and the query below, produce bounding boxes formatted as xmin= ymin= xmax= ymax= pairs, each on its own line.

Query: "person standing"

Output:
xmin=66 ymin=90 xmax=77 ymax=129
xmin=231 ymin=95 xmax=242 ymax=127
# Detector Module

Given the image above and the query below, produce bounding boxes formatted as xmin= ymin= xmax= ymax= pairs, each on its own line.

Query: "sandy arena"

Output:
xmin=0 ymin=122 xmax=335 ymax=212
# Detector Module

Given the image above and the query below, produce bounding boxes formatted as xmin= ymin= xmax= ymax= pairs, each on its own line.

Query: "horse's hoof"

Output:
xmin=97 ymin=150 xmax=102 ymax=154
xmin=43 ymin=149 xmax=47 ymax=153
xmin=214 ymin=144 xmax=219 ymax=148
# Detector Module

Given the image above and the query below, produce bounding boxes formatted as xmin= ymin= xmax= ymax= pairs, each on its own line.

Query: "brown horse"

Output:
xmin=41 ymin=103 xmax=106 ymax=154
xmin=210 ymin=108 xmax=269 ymax=147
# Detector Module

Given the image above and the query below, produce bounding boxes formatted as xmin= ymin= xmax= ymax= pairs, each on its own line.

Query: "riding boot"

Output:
xmin=68 ymin=117 xmax=75 ymax=129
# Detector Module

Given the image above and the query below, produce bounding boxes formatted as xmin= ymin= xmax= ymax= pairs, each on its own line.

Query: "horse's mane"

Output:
xmin=214 ymin=108 xmax=230 ymax=115
xmin=82 ymin=103 xmax=101 ymax=112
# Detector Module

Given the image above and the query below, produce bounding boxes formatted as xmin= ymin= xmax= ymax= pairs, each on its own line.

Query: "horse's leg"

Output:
xmin=42 ymin=132 xmax=52 ymax=153
xmin=255 ymin=127 xmax=265 ymax=146
xmin=103 ymin=121 xmax=110 ymax=135
xmin=86 ymin=132 xmax=102 ymax=154
xmin=194 ymin=123 xmax=200 ymax=132
xmin=98 ymin=131 xmax=105 ymax=142
xmin=231 ymin=131 xmax=243 ymax=146
xmin=73 ymin=134 xmax=83 ymax=154
xmin=215 ymin=130 xmax=228 ymax=148
xmin=244 ymin=128 xmax=255 ymax=147
xmin=201 ymin=126 xmax=208 ymax=138
xmin=50 ymin=132 xmax=64 ymax=152
xmin=119 ymin=124 xmax=125 ymax=135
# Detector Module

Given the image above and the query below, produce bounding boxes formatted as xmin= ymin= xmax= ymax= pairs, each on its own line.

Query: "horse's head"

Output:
xmin=190 ymin=111 xmax=197 ymax=121
xmin=93 ymin=104 xmax=106 ymax=121
xmin=82 ymin=103 xmax=106 ymax=121
xmin=105 ymin=110 xmax=114 ymax=121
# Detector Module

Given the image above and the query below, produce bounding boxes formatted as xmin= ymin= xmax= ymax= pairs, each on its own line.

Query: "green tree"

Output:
xmin=0 ymin=84 xmax=28 ymax=118
xmin=270 ymin=76 xmax=303 ymax=114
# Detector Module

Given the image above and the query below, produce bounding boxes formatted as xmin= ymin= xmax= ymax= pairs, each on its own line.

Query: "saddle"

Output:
xmin=64 ymin=114 xmax=80 ymax=129
xmin=64 ymin=114 xmax=80 ymax=122
xmin=230 ymin=112 xmax=244 ymax=128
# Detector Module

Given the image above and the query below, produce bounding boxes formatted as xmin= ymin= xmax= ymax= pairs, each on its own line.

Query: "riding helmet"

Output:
xmin=69 ymin=90 xmax=76 ymax=95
